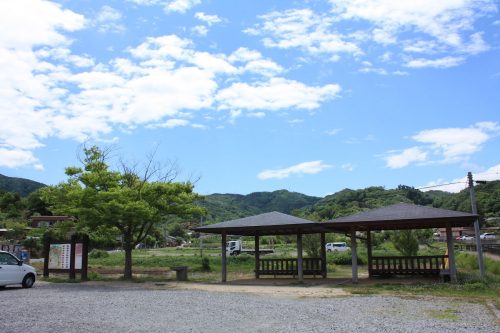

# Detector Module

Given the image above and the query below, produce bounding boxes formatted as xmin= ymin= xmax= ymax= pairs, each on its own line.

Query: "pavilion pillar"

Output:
xmin=367 ymin=229 xmax=372 ymax=278
xmin=351 ymin=229 xmax=358 ymax=283
xmin=320 ymin=232 xmax=327 ymax=278
xmin=297 ymin=232 xmax=303 ymax=283
xmin=445 ymin=225 xmax=457 ymax=283
xmin=221 ymin=232 xmax=227 ymax=283
xmin=254 ymin=234 xmax=260 ymax=279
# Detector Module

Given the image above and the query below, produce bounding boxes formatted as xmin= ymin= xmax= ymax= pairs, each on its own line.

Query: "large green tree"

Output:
xmin=41 ymin=146 xmax=202 ymax=279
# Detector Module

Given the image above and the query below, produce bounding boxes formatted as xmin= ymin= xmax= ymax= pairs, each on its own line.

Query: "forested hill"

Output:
xmin=200 ymin=190 xmax=321 ymax=223
xmin=300 ymin=182 xmax=500 ymax=224
xmin=0 ymin=171 xmax=498 ymax=226
xmin=201 ymin=182 xmax=500 ymax=225
xmin=0 ymin=174 xmax=46 ymax=197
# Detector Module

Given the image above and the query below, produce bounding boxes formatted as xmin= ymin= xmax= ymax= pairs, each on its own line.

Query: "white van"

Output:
xmin=325 ymin=242 xmax=350 ymax=252
xmin=0 ymin=251 xmax=36 ymax=288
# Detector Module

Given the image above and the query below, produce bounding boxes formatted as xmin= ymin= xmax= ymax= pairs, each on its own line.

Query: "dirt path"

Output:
xmin=155 ymin=281 xmax=350 ymax=298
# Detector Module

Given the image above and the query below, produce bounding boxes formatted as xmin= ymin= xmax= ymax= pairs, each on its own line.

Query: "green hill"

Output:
xmin=200 ymin=190 xmax=321 ymax=223
xmin=0 ymin=174 xmax=46 ymax=197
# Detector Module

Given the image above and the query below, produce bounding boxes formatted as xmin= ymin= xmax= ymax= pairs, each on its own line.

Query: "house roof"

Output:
xmin=323 ymin=203 xmax=477 ymax=231
xmin=30 ymin=216 xmax=74 ymax=221
xmin=194 ymin=211 xmax=320 ymax=236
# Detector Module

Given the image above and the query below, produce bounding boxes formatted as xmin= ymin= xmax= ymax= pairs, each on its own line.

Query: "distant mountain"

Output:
xmin=0 ymin=174 xmax=46 ymax=197
xmin=200 ymin=190 xmax=321 ymax=223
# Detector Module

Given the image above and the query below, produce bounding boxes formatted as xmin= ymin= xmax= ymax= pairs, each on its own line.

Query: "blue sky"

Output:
xmin=0 ymin=0 xmax=499 ymax=196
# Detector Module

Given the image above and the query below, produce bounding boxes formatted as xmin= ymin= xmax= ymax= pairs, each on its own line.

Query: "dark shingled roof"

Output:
xmin=193 ymin=204 xmax=478 ymax=235
xmin=323 ymin=203 xmax=477 ymax=231
xmin=193 ymin=211 xmax=319 ymax=236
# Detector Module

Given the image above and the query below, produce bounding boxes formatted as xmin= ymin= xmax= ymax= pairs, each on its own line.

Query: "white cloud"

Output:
xmin=406 ymin=56 xmax=465 ymax=68
xmin=384 ymin=122 xmax=500 ymax=168
xmin=95 ymin=5 xmax=125 ymax=33
xmin=333 ymin=0 xmax=496 ymax=50
xmin=385 ymin=147 xmax=428 ymax=169
xmin=216 ymin=78 xmax=341 ymax=111
xmin=164 ymin=0 xmax=200 ymax=13
xmin=257 ymin=160 xmax=332 ymax=180
xmin=158 ymin=119 xmax=190 ymax=128
xmin=191 ymin=25 xmax=208 ymax=36
xmin=0 ymin=148 xmax=42 ymax=169
xmin=228 ymin=48 xmax=283 ymax=76
xmin=421 ymin=164 xmax=500 ymax=193
xmin=248 ymin=1 xmax=497 ymax=69
xmin=246 ymin=9 xmax=362 ymax=57
xmin=412 ymin=122 xmax=500 ymax=162
xmin=0 ymin=3 xmax=343 ymax=170
xmin=194 ymin=12 xmax=222 ymax=26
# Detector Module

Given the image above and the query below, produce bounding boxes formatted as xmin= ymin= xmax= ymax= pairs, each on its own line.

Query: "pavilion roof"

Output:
xmin=193 ymin=203 xmax=478 ymax=235
xmin=193 ymin=211 xmax=319 ymax=236
xmin=323 ymin=203 xmax=477 ymax=231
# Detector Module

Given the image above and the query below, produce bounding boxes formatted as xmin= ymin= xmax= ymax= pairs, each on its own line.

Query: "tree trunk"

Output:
xmin=123 ymin=232 xmax=133 ymax=279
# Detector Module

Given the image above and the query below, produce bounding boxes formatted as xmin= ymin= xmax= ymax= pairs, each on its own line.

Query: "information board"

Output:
xmin=48 ymin=243 xmax=83 ymax=269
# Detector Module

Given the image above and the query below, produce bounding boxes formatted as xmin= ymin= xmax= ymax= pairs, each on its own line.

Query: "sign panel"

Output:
xmin=48 ymin=243 xmax=83 ymax=269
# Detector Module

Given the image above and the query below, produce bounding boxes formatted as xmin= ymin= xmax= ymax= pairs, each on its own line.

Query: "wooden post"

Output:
xmin=320 ymin=232 xmax=327 ymax=278
xmin=43 ymin=235 xmax=50 ymax=278
xmin=69 ymin=235 xmax=76 ymax=280
xmin=351 ymin=229 xmax=358 ymax=283
xmin=81 ymin=235 xmax=89 ymax=281
xmin=446 ymin=225 xmax=457 ymax=282
xmin=297 ymin=232 xmax=303 ymax=283
xmin=255 ymin=234 xmax=260 ymax=279
xmin=367 ymin=230 xmax=372 ymax=278
xmin=221 ymin=232 xmax=227 ymax=283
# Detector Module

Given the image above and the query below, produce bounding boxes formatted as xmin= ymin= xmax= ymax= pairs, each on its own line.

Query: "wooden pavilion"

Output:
xmin=194 ymin=204 xmax=477 ymax=283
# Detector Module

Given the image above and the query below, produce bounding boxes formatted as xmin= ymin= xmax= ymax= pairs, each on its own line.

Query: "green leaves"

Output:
xmin=40 ymin=145 xmax=203 ymax=278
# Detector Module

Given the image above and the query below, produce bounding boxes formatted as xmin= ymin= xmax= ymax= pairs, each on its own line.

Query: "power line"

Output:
xmin=416 ymin=181 xmax=467 ymax=190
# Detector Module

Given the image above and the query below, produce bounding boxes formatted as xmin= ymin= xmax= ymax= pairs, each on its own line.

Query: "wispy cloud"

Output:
xmin=247 ymin=1 xmax=496 ymax=69
xmin=194 ymin=12 xmax=222 ymax=26
xmin=95 ymin=5 xmax=125 ymax=33
xmin=257 ymin=160 xmax=332 ymax=180
xmin=420 ymin=163 xmax=500 ymax=193
xmin=384 ymin=122 xmax=500 ymax=168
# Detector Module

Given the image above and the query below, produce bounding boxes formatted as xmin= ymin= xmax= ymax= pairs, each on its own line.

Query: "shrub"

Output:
xmin=328 ymin=251 xmax=366 ymax=265
xmin=89 ymin=249 xmax=109 ymax=259
xmin=200 ymin=257 xmax=211 ymax=272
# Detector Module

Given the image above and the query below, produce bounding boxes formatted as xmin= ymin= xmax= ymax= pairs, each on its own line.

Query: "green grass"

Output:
xmin=426 ymin=308 xmax=460 ymax=321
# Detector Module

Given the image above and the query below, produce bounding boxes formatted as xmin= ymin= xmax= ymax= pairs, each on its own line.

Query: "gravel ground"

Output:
xmin=0 ymin=283 xmax=498 ymax=333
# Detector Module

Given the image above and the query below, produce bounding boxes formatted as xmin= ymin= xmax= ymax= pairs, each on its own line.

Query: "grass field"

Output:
xmin=34 ymin=244 xmax=500 ymax=305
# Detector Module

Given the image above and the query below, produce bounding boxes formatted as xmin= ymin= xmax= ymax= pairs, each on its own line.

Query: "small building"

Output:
xmin=30 ymin=216 xmax=75 ymax=228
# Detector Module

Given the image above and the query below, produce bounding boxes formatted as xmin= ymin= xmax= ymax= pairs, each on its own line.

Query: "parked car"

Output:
xmin=0 ymin=251 xmax=36 ymax=289
xmin=461 ymin=235 xmax=474 ymax=241
xmin=325 ymin=242 xmax=350 ymax=252
xmin=480 ymin=233 xmax=496 ymax=240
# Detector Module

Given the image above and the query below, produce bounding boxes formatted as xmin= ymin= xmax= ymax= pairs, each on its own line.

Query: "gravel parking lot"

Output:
xmin=1 ymin=282 xmax=498 ymax=333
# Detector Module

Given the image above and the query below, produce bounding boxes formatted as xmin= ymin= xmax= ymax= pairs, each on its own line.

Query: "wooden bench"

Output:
xmin=257 ymin=258 xmax=324 ymax=277
xmin=370 ymin=255 xmax=448 ymax=277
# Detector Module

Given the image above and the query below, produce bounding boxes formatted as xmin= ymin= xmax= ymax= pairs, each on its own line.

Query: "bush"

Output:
xmin=200 ymin=257 xmax=211 ymax=272
xmin=89 ymin=249 xmax=109 ymax=259
xmin=328 ymin=251 xmax=366 ymax=265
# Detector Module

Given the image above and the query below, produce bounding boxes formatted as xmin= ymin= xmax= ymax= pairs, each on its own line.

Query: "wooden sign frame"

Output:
xmin=43 ymin=234 xmax=89 ymax=281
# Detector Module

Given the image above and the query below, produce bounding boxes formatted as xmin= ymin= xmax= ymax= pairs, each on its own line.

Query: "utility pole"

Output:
xmin=199 ymin=215 xmax=203 ymax=258
xmin=467 ymin=172 xmax=485 ymax=279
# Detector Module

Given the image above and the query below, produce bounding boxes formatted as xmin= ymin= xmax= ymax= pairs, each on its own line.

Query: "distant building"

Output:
xmin=30 ymin=216 xmax=75 ymax=228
